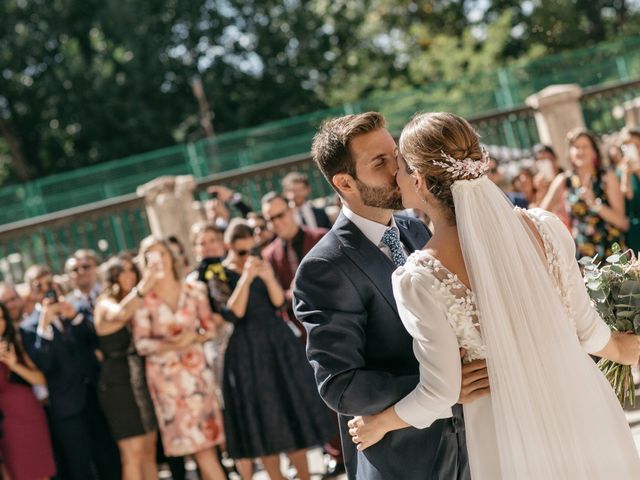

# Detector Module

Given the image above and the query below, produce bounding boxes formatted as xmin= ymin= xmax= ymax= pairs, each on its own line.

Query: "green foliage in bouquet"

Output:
xmin=581 ymin=243 xmax=640 ymax=407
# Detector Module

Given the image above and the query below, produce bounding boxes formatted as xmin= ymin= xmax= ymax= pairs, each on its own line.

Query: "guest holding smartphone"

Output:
xmin=221 ymin=220 xmax=332 ymax=480
xmin=0 ymin=301 xmax=56 ymax=480
xmin=94 ymin=253 xmax=159 ymax=480
xmin=619 ymin=127 xmax=640 ymax=253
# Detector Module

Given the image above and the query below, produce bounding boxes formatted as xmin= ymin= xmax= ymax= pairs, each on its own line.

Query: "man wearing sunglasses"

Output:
xmin=261 ymin=192 xmax=328 ymax=343
xmin=65 ymin=249 xmax=101 ymax=316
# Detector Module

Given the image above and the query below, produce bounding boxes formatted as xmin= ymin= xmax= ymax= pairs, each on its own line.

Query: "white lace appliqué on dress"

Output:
xmin=405 ymin=250 xmax=486 ymax=362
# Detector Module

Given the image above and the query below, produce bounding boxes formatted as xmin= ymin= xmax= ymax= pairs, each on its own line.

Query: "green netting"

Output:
xmin=3 ymin=36 xmax=640 ymax=225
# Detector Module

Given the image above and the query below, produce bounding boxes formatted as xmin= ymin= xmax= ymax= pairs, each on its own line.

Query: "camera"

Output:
xmin=249 ymin=245 xmax=263 ymax=257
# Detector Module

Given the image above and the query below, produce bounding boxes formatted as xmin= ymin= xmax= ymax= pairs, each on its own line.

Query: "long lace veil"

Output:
xmin=452 ymin=176 xmax=634 ymax=478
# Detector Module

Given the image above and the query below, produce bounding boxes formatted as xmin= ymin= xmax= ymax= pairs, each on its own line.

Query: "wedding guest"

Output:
xmin=541 ymin=128 xmax=627 ymax=259
xmin=221 ymin=220 xmax=333 ymax=480
xmin=20 ymin=276 xmax=120 ymax=480
xmin=509 ymin=168 xmax=536 ymax=208
xmin=247 ymin=212 xmax=276 ymax=246
xmin=94 ymin=253 xmax=159 ymax=480
xmin=0 ymin=301 xmax=56 ymax=480
xmin=607 ymin=142 xmax=624 ymax=168
xmin=532 ymin=144 xmax=568 ymax=226
xmin=618 ymin=127 xmax=640 ymax=253
xmin=260 ymin=192 xmax=328 ymax=341
xmin=0 ymin=282 xmax=26 ymax=326
xmin=189 ymin=222 xmax=238 ymax=478
xmin=132 ymin=236 xmax=227 ymax=480
xmin=65 ymin=250 xmax=101 ymax=314
xmin=281 ymin=172 xmax=332 ymax=228
xmin=207 ymin=186 xmax=253 ymax=219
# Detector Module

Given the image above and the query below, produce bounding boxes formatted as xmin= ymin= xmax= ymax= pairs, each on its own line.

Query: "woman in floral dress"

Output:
xmin=541 ymin=128 xmax=627 ymax=260
xmin=132 ymin=236 xmax=227 ymax=480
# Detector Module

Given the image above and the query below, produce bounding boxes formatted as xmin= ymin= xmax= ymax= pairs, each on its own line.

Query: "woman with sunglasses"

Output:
xmin=94 ymin=252 xmax=159 ymax=480
xmin=221 ymin=219 xmax=332 ymax=480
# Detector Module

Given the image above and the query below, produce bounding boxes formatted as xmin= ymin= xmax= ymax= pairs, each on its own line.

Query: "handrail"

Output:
xmin=582 ymin=78 xmax=640 ymax=97
xmin=0 ymin=194 xmax=143 ymax=236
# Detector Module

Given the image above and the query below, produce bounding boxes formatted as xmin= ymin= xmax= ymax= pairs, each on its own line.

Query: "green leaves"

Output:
xmin=585 ymin=243 xmax=640 ymax=407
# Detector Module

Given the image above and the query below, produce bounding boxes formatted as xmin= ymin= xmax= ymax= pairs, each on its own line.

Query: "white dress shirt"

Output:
xmin=294 ymin=202 xmax=319 ymax=228
xmin=342 ymin=206 xmax=410 ymax=260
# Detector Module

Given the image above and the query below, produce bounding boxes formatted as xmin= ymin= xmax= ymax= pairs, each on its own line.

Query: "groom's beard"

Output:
xmin=355 ymin=178 xmax=404 ymax=210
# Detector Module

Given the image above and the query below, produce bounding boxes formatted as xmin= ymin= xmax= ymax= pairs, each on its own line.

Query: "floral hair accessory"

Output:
xmin=432 ymin=146 xmax=491 ymax=179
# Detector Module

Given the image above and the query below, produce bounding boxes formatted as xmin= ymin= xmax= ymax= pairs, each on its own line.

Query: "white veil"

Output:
xmin=452 ymin=176 xmax=635 ymax=478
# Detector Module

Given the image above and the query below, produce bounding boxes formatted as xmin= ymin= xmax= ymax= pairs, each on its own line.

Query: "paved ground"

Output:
xmin=166 ymin=375 xmax=640 ymax=479
xmin=160 ymin=448 xmax=346 ymax=480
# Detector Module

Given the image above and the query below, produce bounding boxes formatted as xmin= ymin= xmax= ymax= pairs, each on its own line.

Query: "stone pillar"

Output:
xmin=617 ymin=97 xmax=640 ymax=128
xmin=137 ymin=175 xmax=205 ymax=265
xmin=526 ymin=84 xmax=585 ymax=169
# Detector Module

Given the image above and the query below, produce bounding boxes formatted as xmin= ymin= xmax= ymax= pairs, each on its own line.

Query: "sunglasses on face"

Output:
xmin=71 ymin=264 xmax=93 ymax=273
xmin=236 ymin=249 xmax=250 ymax=257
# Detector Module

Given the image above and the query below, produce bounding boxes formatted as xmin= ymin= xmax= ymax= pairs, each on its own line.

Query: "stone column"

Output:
xmin=137 ymin=175 xmax=205 ymax=265
xmin=526 ymin=84 xmax=585 ymax=169
xmin=617 ymin=97 xmax=640 ymax=128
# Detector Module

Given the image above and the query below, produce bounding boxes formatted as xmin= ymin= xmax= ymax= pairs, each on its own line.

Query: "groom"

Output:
xmin=293 ymin=112 xmax=489 ymax=479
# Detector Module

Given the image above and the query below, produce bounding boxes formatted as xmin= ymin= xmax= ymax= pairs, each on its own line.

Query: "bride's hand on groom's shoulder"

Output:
xmin=458 ymin=348 xmax=491 ymax=404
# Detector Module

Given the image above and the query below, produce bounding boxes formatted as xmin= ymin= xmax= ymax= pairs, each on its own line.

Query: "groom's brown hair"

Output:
xmin=311 ymin=111 xmax=385 ymax=194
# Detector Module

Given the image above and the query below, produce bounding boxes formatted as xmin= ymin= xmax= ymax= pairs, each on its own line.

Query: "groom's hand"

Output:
xmin=458 ymin=348 xmax=490 ymax=404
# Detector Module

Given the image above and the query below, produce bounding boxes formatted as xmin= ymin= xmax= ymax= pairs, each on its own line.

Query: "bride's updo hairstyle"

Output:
xmin=399 ymin=112 xmax=484 ymax=221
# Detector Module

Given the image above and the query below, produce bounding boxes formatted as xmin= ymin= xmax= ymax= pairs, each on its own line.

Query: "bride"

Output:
xmin=347 ymin=112 xmax=640 ymax=479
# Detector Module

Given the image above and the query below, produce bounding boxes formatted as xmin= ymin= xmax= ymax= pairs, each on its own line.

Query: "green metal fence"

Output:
xmin=3 ymin=36 xmax=640 ymax=226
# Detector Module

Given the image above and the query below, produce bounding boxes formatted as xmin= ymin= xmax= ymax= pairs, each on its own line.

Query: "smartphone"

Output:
xmin=209 ymin=191 xmax=219 ymax=199
xmin=249 ymin=245 xmax=262 ymax=257
xmin=146 ymin=251 xmax=165 ymax=278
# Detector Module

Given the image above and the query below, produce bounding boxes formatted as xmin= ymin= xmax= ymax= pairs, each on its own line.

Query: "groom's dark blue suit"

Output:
xmin=293 ymin=212 xmax=469 ymax=480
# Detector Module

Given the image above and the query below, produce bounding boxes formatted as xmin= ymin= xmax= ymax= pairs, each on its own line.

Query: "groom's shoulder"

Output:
xmin=302 ymin=227 xmax=342 ymax=262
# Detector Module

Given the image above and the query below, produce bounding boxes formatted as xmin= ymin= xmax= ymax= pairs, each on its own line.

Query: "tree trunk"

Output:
xmin=0 ymin=117 xmax=31 ymax=181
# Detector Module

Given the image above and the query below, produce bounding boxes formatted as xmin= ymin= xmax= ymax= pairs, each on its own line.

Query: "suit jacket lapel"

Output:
xmin=395 ymin=215 xmax=429 ymax=253
xmin=333 ymin=213 xmax=399 ymax=314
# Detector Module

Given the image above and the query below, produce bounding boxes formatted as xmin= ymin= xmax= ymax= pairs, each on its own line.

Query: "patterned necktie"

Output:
xmin=381 ymin=227 xmax=407 ymax=267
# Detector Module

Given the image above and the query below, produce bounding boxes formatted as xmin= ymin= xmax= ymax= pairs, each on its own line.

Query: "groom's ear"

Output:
xmin=332 ymin=173 xmax=355 ymax=196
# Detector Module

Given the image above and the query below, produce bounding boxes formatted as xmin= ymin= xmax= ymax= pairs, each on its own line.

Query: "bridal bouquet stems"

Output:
xmin=582 ymin=243 xmax=640 ymax=407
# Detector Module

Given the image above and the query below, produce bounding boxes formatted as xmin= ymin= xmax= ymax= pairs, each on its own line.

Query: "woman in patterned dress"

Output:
xmin=132 ymin=236 xmax=227 ymax=480
xmin=541 ymin=128 xmax=628 ymax=260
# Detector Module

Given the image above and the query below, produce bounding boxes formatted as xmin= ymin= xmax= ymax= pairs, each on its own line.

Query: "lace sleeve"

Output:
xmin=528 ymin=208 xmax=611 ymax=353
xmin=391 ymin=265 xmax=462 ymax=429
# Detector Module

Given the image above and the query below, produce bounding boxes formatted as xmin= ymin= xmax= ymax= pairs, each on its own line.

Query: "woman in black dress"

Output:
xmin=221 ymin=220 xmax=332 ymax=480
xmin=94 ymin=253 xmax=158 ymax=480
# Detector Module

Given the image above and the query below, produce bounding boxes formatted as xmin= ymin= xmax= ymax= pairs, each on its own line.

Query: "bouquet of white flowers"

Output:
xmin=582 ymin=243 xmax=640 ymax=407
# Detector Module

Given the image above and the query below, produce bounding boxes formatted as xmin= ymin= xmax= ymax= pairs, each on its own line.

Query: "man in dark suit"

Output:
xmin=261 ymin=191 xmax=328 ymax=337
xmin=20 ymin=281 xmax=120 ymax=480
xmin=282 ymin=171 xmax=333 ymax=229
xmin=293 ymin=112 xmax=489 ymax=480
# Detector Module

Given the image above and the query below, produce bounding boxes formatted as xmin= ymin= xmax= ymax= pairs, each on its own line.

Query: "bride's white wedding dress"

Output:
xmin=390 ymin=185 xmax=640 ymax=478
